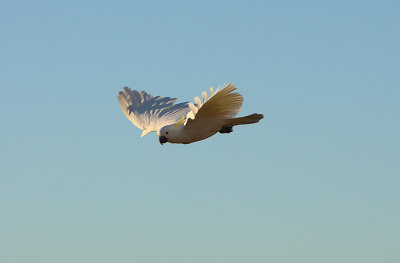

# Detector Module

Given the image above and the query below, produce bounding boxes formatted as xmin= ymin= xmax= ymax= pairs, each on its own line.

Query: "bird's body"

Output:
xmin=159 ymin=116 xmax=225 ymax=144
xmin=118 ymin=83 xmax=263 ymax=145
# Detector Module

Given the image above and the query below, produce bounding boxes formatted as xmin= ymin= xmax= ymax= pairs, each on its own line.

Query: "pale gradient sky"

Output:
xmin=1 ymin=1 xmax=399 ymax=263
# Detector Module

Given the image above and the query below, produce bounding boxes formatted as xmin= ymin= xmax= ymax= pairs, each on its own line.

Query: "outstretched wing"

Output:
xmin=118 ymin=87 xmax=190 ymax=136
xmin=184 ymin=83 xmax=243 ymax=127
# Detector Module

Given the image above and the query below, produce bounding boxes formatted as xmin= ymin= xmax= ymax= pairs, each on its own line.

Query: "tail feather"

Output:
xmin=225 ymin=113 xmax=264 ymax=126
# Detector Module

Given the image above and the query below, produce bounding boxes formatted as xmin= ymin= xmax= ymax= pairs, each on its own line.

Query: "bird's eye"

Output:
xmin=166 ymin=132 xmax=169 ymax=135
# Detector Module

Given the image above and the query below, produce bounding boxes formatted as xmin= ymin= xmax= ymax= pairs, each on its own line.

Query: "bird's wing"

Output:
xmin=118 ymin=87 xmax=190 ymax=136
xmin=184 ymin=83 xmax=243 ymax=128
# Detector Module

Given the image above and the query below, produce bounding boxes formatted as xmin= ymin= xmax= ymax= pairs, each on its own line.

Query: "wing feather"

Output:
xmin=118 ymin=87 xmax=190 ymax=136
xmin=184 ymin=83 xmax=243 ymax=126
xmin=194 ymin=96 xmax=202 ymax=107
xmin=201 ymin=91 xmax=207 ymax=102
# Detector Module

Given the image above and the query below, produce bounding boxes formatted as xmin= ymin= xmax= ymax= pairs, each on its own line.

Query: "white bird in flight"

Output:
xmin=118 ymin=83 xmax=263 ymax=145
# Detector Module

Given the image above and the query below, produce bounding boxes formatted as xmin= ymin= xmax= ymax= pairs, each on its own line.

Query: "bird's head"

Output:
xmin=158 ymin=125 xmax=175 ymax=145
xmin=157 ymin=116 xmax=185 ymax=145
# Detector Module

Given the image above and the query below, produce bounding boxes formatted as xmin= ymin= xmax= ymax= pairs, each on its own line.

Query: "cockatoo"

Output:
xmin=118 ymin=83 xmax=263 ymax=145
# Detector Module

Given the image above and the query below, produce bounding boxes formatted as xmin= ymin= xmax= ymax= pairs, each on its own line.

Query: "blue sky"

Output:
xmin=1 ymin=1 xmax=399 ymax=262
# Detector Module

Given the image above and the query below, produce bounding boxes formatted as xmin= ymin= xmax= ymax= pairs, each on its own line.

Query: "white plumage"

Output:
xmin=118 ymin=83 xmax=263 ymax=144
xmin=117 ymin=88 xmax=190 ymax=137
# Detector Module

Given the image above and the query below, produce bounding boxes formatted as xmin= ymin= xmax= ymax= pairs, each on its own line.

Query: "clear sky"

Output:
xmin=1 ymin=1 xmax=399 ymax=262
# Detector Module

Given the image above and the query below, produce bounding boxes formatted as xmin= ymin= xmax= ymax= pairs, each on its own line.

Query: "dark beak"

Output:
xmin=159 ymin=136 xmax=168 ymax=145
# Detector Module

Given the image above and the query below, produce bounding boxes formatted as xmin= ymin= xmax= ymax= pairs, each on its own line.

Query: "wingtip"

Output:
xmin=141 ymin=130 xmax=152 ymax=137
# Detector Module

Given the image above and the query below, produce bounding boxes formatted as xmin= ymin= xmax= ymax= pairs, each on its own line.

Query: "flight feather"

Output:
xmin=118 ymin=87 xmax=190 ymax=136
xmin=184 ymin=83 xmax=243 ymax=126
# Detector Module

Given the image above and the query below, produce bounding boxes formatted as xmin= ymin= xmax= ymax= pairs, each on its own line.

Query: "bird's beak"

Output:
xmin=159 ymin=136 xmax=168 ymax=145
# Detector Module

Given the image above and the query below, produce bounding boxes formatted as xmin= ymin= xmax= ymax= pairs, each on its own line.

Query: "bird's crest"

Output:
xmin=174 ymin=116 xmax=185 ymax=127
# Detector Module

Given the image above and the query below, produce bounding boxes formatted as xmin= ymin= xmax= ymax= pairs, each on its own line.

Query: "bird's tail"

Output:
xmin=225 ymin=113 xmax=264 ymax=126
